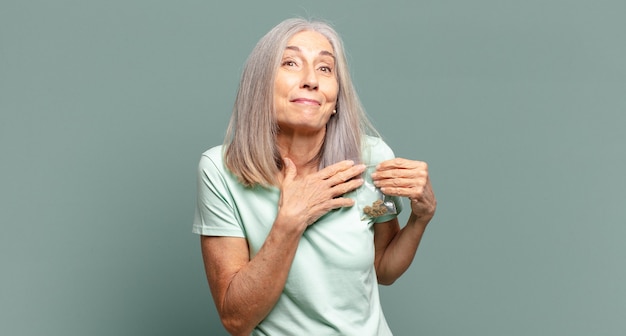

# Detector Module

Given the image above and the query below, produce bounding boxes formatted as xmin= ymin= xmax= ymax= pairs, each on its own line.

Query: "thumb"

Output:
xmin=283 ymin=157 xmax=297 ymax=180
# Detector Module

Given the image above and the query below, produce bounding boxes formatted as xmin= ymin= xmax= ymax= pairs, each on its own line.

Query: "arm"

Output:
xmin=372 ymin=158 xmax=437 ymax=285
xmin=200 ymin=159 xmax=365 ymax=335
xmin=201 ymin=220 xmax=303 ymax=335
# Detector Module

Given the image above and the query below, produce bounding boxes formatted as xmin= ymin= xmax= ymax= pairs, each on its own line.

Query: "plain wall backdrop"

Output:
xmin=1 ymin=0 xmax=625 ymax=335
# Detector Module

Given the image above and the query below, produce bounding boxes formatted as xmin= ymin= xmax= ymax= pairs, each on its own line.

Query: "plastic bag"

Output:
xmin=357 ymin=165 xmax=398 ymax=220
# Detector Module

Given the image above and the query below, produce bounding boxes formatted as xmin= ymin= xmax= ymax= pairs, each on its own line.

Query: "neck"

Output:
xmin=276 ymin=129 xmax=325 ymax=176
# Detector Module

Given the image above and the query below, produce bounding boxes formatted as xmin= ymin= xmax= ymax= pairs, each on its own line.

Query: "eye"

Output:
xmin=318 ymin=66 xmax=333 ymax=73
xmin=282 ymin=60 xmax=297 ymax=67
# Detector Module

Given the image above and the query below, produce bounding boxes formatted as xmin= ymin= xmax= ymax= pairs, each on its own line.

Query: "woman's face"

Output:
xmin=274 ymin=30 xmax=339 ymax=135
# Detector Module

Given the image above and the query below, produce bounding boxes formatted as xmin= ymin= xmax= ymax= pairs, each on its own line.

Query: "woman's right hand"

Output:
xmin=278 ymin=158 xmax=365 ymax=228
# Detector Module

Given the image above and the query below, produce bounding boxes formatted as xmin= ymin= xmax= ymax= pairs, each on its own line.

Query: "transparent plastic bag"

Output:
xmin=357 ymin=165 xmax=398 ymax=220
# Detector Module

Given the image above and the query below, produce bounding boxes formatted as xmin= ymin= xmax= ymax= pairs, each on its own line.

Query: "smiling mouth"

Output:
xmin=291 ymin=98 xmax=321 ymax=106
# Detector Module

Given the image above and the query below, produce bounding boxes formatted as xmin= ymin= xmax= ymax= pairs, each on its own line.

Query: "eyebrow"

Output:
xmin=285 ymin=45 xmax=336 ymax=59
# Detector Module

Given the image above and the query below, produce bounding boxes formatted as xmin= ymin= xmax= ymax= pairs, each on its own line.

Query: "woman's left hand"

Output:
xmin=371 ymin=158 xmax=437 ymax=224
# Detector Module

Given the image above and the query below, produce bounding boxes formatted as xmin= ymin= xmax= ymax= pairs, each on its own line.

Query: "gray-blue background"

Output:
xmin=1 ymin=0 xmax=624 ymax=335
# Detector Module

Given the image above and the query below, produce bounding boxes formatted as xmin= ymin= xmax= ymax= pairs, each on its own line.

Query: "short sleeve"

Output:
xmin=192 ymin=147 xmax=245 ymax=237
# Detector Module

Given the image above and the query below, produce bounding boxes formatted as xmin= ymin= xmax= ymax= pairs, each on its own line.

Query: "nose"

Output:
xmin=300 ymin=65 xmax=318 ymax=90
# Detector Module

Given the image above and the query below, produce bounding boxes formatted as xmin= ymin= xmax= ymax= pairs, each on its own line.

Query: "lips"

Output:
xmin=290 ymin=98 xmax=321 ymax=106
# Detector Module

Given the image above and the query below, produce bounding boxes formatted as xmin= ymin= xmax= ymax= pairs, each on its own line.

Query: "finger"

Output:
xmin=326 ymin=196 xmax=356 ymax=210
xmin=282 ymin=157 xmax=298 ymax=181
xmin=317 ymin=160 xmax=356 ymax=180
xmin=379 ymin=185 xmax=425 ymax=199
xmin=315 ymin=160 xmax=361 ymax=184
xmin=372 ymin=167 xmax=427 ymax=181
xmin=326 ymin=164 xmax=366 ymax=186
xmin=374 ymin=177 xmax=427 ymax=189
xmin=372 ymin=169 xmax=417 ymax=181
xmin=377 ymin=158 xmax=427 ymax=171
xmin=329 ymin=177 xmax=364 ymax=197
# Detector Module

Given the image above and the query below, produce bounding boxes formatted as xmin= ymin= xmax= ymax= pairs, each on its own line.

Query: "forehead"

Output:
xmin=285 ymin=30 xmax=334 ymax=54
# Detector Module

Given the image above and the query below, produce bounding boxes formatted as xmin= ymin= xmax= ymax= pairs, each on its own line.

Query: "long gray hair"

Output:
xmin=224 ymin=18 xmax=379 ymax=187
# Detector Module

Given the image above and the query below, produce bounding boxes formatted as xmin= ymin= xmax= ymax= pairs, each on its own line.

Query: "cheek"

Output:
xmin=273 ymin=72 xmax=291 ymax=95
xmin=273 ymin=79 xmax=290 ymax=109
xmin=323 ymin=80 xmax=339 ymax=103
xmin=328 ymin=87 xmax=339 ymax=104
xmin=330 ymin=78 xmax=339 ymax=100
xmin=273 ymin=79 xmax=284 ymax=98
xmin=331 ymin=88 xmax=339 ymax=101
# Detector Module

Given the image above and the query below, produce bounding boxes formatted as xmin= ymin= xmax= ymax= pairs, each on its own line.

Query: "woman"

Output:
xmin=193 ymin=18 xmax=436 ymax=335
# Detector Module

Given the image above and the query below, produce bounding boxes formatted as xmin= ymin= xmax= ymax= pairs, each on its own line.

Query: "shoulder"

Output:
xmin=362 ymin=135 xmax=395 ymax=165
xmin=197 ymin=145 xmax=235 ymax=184
xmin=198 ymin=145 xmax=226 ymax=171
xmin=200 ymin=145 xmax=224 ymax=162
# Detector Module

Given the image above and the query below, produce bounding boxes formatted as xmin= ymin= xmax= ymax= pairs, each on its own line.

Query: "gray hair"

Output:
xmin=224 ymin=18 xmax=379 ymax=187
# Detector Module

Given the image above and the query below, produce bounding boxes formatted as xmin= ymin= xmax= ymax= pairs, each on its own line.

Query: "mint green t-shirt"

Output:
xmin=193 ymin=136 xmax=403 ymax=336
